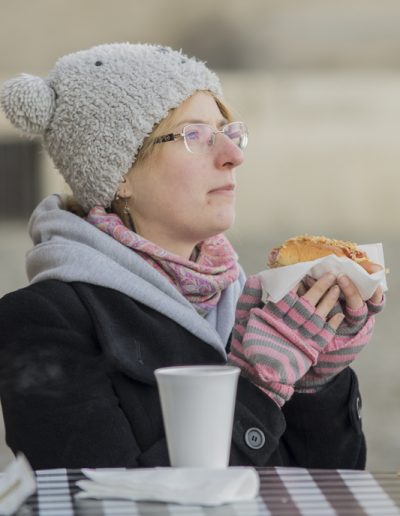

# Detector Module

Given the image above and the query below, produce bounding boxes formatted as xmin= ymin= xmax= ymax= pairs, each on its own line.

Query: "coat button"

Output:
xmin=244 ymin=428 xmax=265 ymax=450
xmin=356 ymin=396 xmax=362 ymax=419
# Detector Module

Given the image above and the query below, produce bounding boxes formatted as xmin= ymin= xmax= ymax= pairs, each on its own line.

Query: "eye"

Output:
xmin=224 ymin=124 xmax=242 ymax=140
xmin=226 ymin=129 xmax=241 ymax=139
xmin=186 ymin=129 xmax=201 ymax=141
xmin=94 ymin=60 xmax=103 ymax=66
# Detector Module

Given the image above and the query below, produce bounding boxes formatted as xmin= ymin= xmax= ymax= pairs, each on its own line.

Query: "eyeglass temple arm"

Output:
xmin=153 ymin=133 xmax=182 ymax=144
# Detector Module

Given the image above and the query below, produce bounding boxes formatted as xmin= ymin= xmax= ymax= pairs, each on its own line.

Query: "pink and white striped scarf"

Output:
xmin=86 ymin=206 xmax=240 ymax=316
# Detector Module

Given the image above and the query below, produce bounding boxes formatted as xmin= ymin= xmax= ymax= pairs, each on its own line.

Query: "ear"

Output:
xmin=1 ymin=74 xmax=56 ymax=135
xmin=116 ymin=174 xmax=133 ymax=199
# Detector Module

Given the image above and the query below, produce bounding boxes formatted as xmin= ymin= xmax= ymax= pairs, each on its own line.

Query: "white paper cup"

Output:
xmin=155 ymin=365 xmax=240 ymax=468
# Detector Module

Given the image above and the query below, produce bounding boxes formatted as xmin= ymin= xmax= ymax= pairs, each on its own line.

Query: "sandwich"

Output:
xmin=268 ymin=234 xmax=381 ymax=274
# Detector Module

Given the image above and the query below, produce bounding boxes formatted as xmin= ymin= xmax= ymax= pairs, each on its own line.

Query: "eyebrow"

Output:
xmin=172 ymin=118 xmax=228 ymax=131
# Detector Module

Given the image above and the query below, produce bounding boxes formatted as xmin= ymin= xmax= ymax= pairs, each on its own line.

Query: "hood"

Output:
xmin=26 ymin=195 xmax=245 ymax=357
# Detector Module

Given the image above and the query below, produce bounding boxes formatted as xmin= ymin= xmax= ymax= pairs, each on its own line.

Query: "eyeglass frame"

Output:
xmin=152 ymin=121 xmax=248 ymax=154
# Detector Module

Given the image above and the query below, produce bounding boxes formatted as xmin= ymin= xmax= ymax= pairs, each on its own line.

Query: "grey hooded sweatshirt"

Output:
xmin=26 ymin=195 xmax=246 ymax=358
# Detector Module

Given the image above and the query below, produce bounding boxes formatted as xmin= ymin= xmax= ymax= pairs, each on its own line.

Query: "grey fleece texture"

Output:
xmin=26 ymin=195 xmax=245 ymax=357
xmin=0 ymin=43 xmax=222 ymax=211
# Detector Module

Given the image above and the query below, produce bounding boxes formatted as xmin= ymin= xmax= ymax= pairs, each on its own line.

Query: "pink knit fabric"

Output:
xmin=229 ymin=275 xmax=335 ymax=406
xmin=295 ymin=294 xmax=385 ymax=392
xmin=86 ymin=207 xmax=240 ymax=316
xmin=228 ymin=275 xmax=381 ymax=407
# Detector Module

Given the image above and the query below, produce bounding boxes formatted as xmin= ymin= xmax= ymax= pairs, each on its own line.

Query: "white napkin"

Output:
xmin=76 ymin=467 xmax=259 ymax=506
xmin=0 ymin=454 xmax=36 ymax=516
xmin=260 ymin=243 xmax=388 ymax=303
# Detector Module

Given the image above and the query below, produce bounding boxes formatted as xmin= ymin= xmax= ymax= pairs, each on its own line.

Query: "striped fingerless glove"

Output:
xmin=228 ymin=275 xmax=336 ymax=407
xmin=295 ymin=294 xmax=385 ymax=392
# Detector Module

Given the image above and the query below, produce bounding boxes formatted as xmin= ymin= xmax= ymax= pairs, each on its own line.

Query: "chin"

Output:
xmin=195 ymin=206 xmax=235 ymax=240
xmin=212 ymin=211 xmax=236 ymax=234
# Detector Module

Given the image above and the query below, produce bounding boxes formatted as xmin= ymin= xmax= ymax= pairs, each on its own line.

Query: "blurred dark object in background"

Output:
xmin=0 ymin=140 xmax=41 ymax=219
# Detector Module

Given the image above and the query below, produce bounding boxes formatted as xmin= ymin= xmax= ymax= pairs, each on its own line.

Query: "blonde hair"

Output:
xmin=134 ymin=92 xmax=234 ymax=166
xmin=66 ymin=92 xmax=234 ymax=222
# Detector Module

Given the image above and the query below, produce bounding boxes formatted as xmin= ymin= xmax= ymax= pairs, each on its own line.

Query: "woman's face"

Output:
xmin=123 ymin=91 xmax=244 ymax=257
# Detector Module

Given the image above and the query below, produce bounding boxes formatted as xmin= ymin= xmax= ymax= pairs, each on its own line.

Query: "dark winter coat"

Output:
xmin=0 ymin=280 xmax=365 ymax=470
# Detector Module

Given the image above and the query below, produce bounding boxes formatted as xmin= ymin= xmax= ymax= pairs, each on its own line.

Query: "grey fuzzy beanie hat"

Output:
xmin=1 ymin=43 xmax=223 ymax=210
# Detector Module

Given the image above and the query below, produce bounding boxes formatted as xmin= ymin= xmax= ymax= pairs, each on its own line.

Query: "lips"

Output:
xmin=208 ymin=184 xmax=235 ymax=194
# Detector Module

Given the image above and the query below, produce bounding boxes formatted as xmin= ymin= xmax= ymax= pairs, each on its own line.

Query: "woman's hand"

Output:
xmin=296 ymin=272 xmax=344 ymax=330
xmin=296 ymin=271 xmax=385 ymax=392
xmin=301 ymin=271 xmax=384 ymax=311
xmin=229 ymin=273 xmax=349 ymax=407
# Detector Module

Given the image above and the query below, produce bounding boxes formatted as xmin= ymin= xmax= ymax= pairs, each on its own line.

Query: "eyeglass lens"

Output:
xmin=182 ymin=122 xmax=248 ymax=154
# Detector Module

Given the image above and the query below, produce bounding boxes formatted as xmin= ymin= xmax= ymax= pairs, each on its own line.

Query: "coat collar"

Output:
xmin=73 ymin=283 xmax=227 ymax=385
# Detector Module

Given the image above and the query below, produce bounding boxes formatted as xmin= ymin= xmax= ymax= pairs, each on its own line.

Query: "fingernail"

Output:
xmin=338 ymin=274 xmax=349 ymax=286
xmin=331 ymin=285 xmax=340 ymax=296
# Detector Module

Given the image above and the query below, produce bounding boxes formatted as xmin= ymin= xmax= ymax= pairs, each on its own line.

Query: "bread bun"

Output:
xmin=268 ymin=235 xmax=381 ymax=274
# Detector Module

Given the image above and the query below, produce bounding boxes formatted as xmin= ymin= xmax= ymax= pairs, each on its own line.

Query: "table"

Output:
xmin=14 ymin=467 xmax=400 ymax=515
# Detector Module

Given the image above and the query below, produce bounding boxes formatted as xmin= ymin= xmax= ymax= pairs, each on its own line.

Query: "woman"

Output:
xmin=0 ymin=43 xmax=383 ymax=469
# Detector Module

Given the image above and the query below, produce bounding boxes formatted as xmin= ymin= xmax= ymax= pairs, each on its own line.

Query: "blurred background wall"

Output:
xmin=0 ymin=0 xmax=399 ymax=471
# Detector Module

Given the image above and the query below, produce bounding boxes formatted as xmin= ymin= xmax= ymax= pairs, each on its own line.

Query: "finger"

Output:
xmin=327 ymin=312 xmax=345 ymax=331
xmin=367 ymin=263 xmax=383 ymax=274
xmin=302 ymin=273 xmax=336 ymax=307
xmin=304 ymin=275 xmax=316 ymax=289
xmin=370 ymin=285 xmax=383 ymax=304
xmin=337 ymin=274 xmax=364 ymax=310
xmin=315 ymin=285 xmax=341 ymax=319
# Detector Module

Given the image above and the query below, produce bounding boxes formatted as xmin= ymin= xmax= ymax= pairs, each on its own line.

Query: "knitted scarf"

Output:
xmin=86 ymin=207 xmax=240 ymax=316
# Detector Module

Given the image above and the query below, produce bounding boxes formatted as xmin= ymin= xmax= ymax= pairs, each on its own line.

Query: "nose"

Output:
xmin=213 ymin=134 xmax=245 ymax=169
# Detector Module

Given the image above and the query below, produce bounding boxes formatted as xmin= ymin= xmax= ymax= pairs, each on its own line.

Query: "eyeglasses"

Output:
xmin=153 ymin=121 xmax=248 ymax=154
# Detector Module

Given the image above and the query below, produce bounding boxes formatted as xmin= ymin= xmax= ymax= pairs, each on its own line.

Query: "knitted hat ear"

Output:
xmin=0 ymin=73 xmax=56 ymax=135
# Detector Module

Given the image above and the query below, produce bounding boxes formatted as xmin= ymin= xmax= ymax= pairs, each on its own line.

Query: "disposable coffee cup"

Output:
xmin=155 ymin=365 xmax=240 ymax=468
